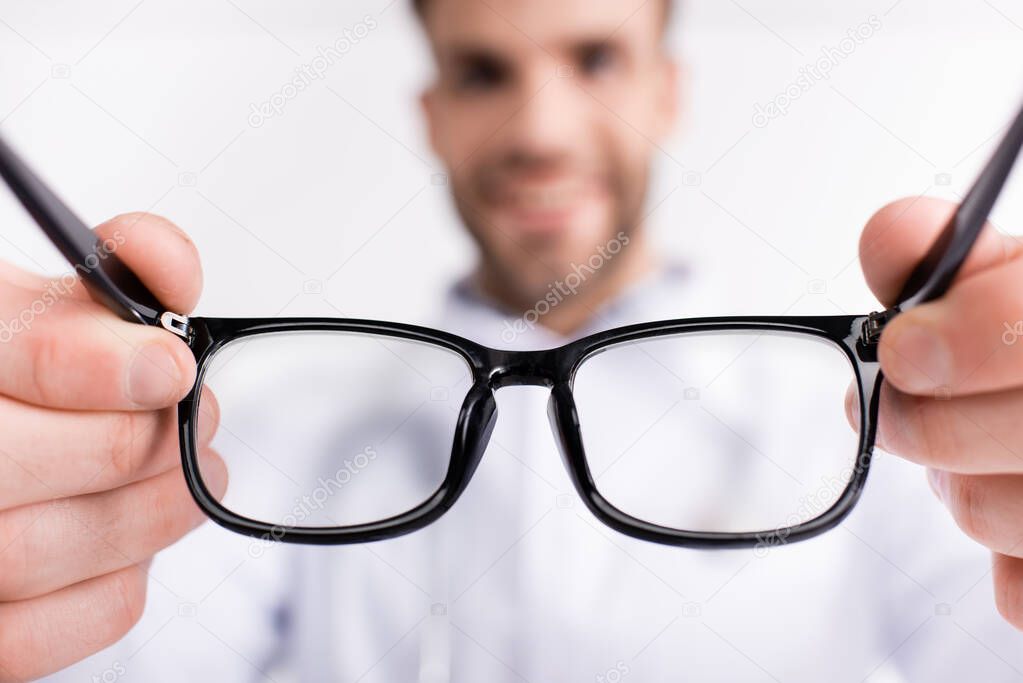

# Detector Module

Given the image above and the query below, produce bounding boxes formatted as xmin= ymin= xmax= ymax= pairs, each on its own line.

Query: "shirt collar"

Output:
xmin=439 ymin=259 xmax=692 ymax=349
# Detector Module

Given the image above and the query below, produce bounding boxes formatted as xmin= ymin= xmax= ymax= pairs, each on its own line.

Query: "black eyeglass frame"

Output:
xmin=1 ymin=93 xmax=1020 ymax=549
xmin=178 ymin=312 xmax=883 ymax=548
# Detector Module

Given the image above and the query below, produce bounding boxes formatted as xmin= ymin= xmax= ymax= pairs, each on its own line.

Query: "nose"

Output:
xmin=501 ymin=68 xmax=581 ymax=162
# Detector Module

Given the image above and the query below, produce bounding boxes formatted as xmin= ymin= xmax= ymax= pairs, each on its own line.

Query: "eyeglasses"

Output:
xmin=2 ymin=99 xmax=1021 ymax=550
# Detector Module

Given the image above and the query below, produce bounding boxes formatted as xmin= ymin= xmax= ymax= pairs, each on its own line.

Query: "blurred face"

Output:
xmin=420 ymin=0 xmax=678 ymax=308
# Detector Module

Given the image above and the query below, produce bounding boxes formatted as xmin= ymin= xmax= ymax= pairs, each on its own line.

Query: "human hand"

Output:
xmin=855 ymin=196 xmax=1023 ymax=630
xmin=0 ymin=213 xmax=223 ymax=681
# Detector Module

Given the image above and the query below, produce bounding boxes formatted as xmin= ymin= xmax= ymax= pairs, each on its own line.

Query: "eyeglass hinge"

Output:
xmin=861 ymin=307 xmax=899 ymax=345
xmin=159 ymin=311 xmax=191 ymax=340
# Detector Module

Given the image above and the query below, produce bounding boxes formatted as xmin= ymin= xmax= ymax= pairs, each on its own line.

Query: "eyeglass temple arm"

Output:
xmin=4 ymin=97 xmax=1022 ymax=330
xmin=894 ymin=98 xmax=1023 ymax=312
xmin=0 ymin=133 xmax=169 ymax=328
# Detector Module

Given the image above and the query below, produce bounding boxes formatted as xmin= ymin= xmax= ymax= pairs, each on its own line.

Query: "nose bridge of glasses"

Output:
xmin=486 ymin=348 xmax=564 ymax=389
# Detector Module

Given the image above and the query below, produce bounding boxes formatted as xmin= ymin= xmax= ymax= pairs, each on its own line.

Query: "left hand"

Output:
xmin=856 ymin=196 xmax=1023 ymax=630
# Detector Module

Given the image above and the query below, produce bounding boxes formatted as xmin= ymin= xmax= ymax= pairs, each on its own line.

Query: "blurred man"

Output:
xmin=3 ymin=1 xmax=1023 ymax=681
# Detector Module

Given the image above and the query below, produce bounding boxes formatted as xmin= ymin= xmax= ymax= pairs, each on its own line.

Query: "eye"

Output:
xmin=454 ymin=57 xmax=506 ymax=92
xmin=577 ymin=42 xmax=617 ymax=77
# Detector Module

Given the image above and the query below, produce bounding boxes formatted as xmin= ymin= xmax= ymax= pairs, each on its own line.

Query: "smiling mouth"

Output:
xmin=489 ymin=176 xmax=607 ymax=236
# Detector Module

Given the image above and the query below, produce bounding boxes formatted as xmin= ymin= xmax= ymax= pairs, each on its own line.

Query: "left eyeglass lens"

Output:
xmin=572 ymin=330 xmax=860 ymax=535
xmin=195 ymin=331 xmax=474 ymax=528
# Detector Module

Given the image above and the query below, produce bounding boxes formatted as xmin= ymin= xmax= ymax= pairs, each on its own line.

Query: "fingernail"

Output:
xmin=927 ymin=468 xmax=947 ymax=503
xmin=128 ymin=343 xmax=182 ymax=408
xmin=886 ymin=324 xmax=951 ymax=393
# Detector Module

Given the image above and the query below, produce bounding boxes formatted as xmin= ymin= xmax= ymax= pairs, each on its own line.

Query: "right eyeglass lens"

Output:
xmin=196 ymin=330 xmax=474 ymax=529
xmin=572 ymin=330 xmax=860 ymax=535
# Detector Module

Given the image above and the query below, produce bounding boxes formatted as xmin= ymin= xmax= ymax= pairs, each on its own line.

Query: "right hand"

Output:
xmin=0 ymin=213 xmax=225 ymax=681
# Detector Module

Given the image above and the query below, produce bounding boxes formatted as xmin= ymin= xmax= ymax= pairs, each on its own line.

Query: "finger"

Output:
xmin=0 ymin=260 xmax=53 ymax=292
xmin=0 ymin=212 xmax=204 ymax=411
xmin=0 ymin=289 xmax=196 ymax=410
xmin=0 ymin=386 xmax=219 ymax=509
xmin=878 ymin=256 xmax=1023 ymax=395
xmin=992 ymin=551 xmax=1023 ymax=631
xmin=927 ymin=469 xmax=1023 ymax=558
xmin=845 ymin=382 xmax=1023 ymax=474
xmin=1 ymin=211 xmax=202 ymax=309
xmin=859 ymin=196 xmax=1022 ymax=306
xmin=93 ymin=212 xmax=203 ymax=313
xmin=0 ymin=562 xmax=150 ymax=681
xmin=0 ymin=448 xmax=227 ymax=601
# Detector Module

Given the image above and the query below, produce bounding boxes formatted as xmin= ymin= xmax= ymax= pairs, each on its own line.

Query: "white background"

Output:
xmin=1 ymin=0 xmax=1022 ymax=326
xmin=3 ymin=3 xmax=1023 ymax=681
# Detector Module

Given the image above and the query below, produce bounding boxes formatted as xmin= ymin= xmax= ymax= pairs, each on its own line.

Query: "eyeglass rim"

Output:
xmin=178 ymin=313 xmax=883 ymax=548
